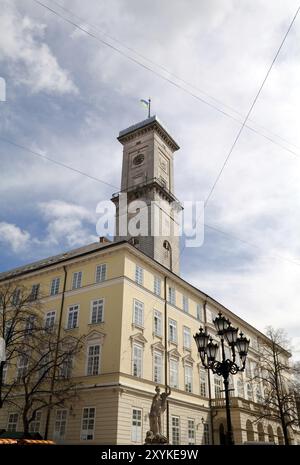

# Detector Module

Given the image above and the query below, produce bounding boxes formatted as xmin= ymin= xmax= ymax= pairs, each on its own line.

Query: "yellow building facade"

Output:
xmin=1 ymin=116 xmax=299 ymax=445
xmin=1 ymin=239 xmax=299 ymax=444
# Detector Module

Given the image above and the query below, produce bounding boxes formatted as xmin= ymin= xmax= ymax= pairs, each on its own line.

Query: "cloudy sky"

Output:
xmin=1 ymin=0 xmax=300 ymax=358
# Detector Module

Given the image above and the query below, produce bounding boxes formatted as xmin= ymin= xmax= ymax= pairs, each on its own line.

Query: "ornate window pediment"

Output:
xmin=86 ymin=329 xmax=106 ymax=345
xmin=168 ymin=348 xmax=181 ymax=359
xmin=182 ymin=354 xmax=194 ymax=365
xmin=151 ymin=341 xmax=165 ymax=353
xmin=130 ymin=333 xmax=148 ymax=345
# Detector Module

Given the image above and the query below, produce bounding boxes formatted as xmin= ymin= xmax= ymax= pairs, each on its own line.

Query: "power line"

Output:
xmin=32 ymin=0 xmax=300 ymax=163
xmin=204 ymin=5 xmax=300 ymax=208
xmin=175 ymin=5 xmax=300 ymax=269
xmin=0 ymin=136 xmax=119 ymax=190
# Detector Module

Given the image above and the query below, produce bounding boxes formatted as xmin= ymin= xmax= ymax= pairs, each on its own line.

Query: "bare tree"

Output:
xmin=251 ymin=326 xmax=299 ymax=445
xmin=0 ymin=282 xmax=85 ymax=437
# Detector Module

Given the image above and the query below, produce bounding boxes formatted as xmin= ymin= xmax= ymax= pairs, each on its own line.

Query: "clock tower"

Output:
xmin=112 ymin=116 xmax=182 ymax=274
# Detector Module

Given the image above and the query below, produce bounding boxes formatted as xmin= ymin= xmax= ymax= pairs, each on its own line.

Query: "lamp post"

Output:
xmin=194 ymin=312 xmax=250 ymax=445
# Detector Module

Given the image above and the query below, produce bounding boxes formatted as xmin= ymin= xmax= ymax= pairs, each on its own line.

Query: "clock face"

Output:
xmin=133 ymin=153 xmax=145 ymax=166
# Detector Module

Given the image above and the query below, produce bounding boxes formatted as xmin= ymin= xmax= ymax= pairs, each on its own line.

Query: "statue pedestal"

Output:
xmin=144 ymin=431 xmax=169 ymax=445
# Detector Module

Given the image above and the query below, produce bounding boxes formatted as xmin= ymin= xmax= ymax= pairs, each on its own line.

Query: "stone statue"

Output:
xmin=145 ymin=385 xmax=171 ymax=444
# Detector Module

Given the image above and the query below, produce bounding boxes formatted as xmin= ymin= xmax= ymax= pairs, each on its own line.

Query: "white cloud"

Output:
xmin=0 ymin=222 xmax=31 ymax=253
xmin=0 ymin=0 xmax=77 ymax=95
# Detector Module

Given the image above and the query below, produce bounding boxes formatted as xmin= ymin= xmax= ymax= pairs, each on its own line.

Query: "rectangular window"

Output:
xmin=91 ymin=299 xmax=104 ymax=324
xmin=67 ymin=305 xmax=79 ymax=329
xmin=12 ymin=289 xmax=21 ymax=305
xmin=45 ymin=311 xmax=56 ymax=330
xmin=168 ymin=287 xmax=176 ymax=305
xmin=17 ymin=354 xmax=29 ymax=381
xmin=2 ymin=363 xmax=8 ymax=384
xmin=245 ymin=360 xmax=252 ymax=378
xmin=168 ymin=319 xmax=177 ymax=343
xmin=135 ymin=265 xmax=143 ymax=285
xmin=72 ymin=271 xmax=82 ymax=290
xmin=153 ymin=310 xmax=162 ymax=336
xmin=184 ymin=365 xmax=193 ymax=393
xmin=154 ymin=276 xmax=161 ymax=296
xmin=203 ymin=423 xmax=210 ymax=445
xmin=188 ymin=419 xmax=195 ymax=445
xmin=50 ymin=278 xmax=60 ymax=296
xmin=183 ymin=326 xmax=191 ymax=349
xmin=131 ymin=408 xmax=142 ymax=443
xmin=182 ymin=295 xmax=189 ymax=313
xmin=133 ymin=299 xmax=144 ymax=327
xmin=171 ymin=416 xmax=180 ymax=445
xmin=54 ymin=409 xmax=68 ymax=439
xmin=29 ymin=411 xmax=42 ymax=433
xmin=30 ymin=284 xmax=40 ymax=301
xmin=60 ymin=355 xmax=73 ymax=378
xmin=96 ymin=264 xmax=107 ymax=283
xmin=196 ymin=304 xmax=202 ymax=321
xmin=132 ymin=344 xmax=143 ymax=378
xmin=214 ymin=376 xmax=222 ymax=398
xmin=87 ymin=345 xmax=100 ymax=376
xmin=81 ymin=407 xmax=96 ymax=440
xmin=153 ymin=351 xmax=163 ymax=384
xmin=25 ymin=315 xmax=35 ymax=335
xmin=169 ymin=359 xmax=178 ymax=388
xmin=7 ymin=413 xmax=19 ymax=432
xmin=237 ymin=373 xmax=244 ymax=398
xmin=200 ymin=369 xmax=207 ymax=397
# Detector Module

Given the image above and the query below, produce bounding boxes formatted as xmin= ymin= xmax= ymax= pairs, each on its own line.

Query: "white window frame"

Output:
xmin=133 ymin=299 xmax=144 ymax=327
xmin=95 ymin=264 xmax=107 ymax=283
xmin=135 ymin=265 xmax=144 ymax=285
xmin=200 ymin=368 xmax=207 ymax=397
xmin=153 ymin=351 xmax=163 ymax=384
xmin=171 ymin=416 xmax=180 ymax=445
xmin=154 ymin=276 xmax=161 ymax=296
xmin=90 ymin=299 xmax=104 ymax=324
xmin=182 ymin=295 xmax=189 ymax=313
xmin=168 ymin=287 xmax=176 ymax=305
xmin=153 ymin=309 xmax=162 ymax=336
xmin=184 ymin=364 xmax=193 ymax=393
xmin=30 ymin=284 xmax=40 ymax=301
xmin=67 ymin=305 xmax=79 ymax=329
xmin=169 ymin=358 xmax=179 ymax=388
xmin=188 ymin=418 xmax=195 ymax=445
xmin=80 ymin=407 xmax=96 ymax=441
xmin=50 ymin=277 xmax=60 ymax=296
xmin=7 ymin=412 xmax=19 ymax=432
xmin=72 ymin=271 xmax=82 ymax=290
xmin=131 ymin=408 xmax=142 ymax=443
xmin=132 ymin=343 xmax=143 ymax=378
xmin=45 ymin=310 xmax=56 ymax=330
xmin=168 ymin=319 xmax=177 ymax=343
xmin=183 ymin=326 xmax=191 ymax=349
xmin=214 ymin=376 xmax=222 ymax=398
xmin=86 ymin=344 xmax=101 ymax=376
xmin=17 ymin=354 xmax=29 ymax=381
xmin=54 ymin=409 xmax=68 ymax=440
xmin=203 ymin=422 xmax=210 ymax=445
xmin=25 ymin=315 xmax=35 ymax=335
xmin=29 ymin=411 xmax=42 ymax=433
xmin=196 ymin=304 xmax=202 ymax=321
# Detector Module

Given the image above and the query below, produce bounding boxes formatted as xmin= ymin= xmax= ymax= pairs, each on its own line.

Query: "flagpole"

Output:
xmin=148 ymin=98 xmax=151 ymax=118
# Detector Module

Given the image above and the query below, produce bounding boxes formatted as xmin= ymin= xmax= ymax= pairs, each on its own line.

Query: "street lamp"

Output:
xmin=194 ymin=312 xmax=250 ymax=445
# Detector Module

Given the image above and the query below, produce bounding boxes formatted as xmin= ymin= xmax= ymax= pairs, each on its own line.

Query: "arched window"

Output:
xmin=246 ymin=420 xmax=254 ymax=442
xmin=267 ymin=425 xmax=274 ymax=443
xmin=257 ymin=422 xmax=265 ymax=442
xmin=277 ymin=426 xmax=284 ymax=445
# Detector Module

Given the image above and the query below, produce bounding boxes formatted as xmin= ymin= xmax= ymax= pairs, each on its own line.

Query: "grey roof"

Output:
xmin=0 ymin=240 xmax=118 ymax=281
xmin=118 ymin=115 xmax=180 ymax=150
